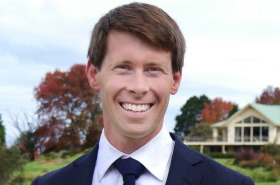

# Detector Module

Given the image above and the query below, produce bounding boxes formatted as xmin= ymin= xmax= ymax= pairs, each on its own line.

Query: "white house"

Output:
xmin=184 ymin=103 xmax=280 ymax=153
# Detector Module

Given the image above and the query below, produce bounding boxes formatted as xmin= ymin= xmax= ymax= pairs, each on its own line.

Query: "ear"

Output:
xmin=86 ymin=60 xmax=100 ymax=91
xmin=170 ymin=70 xmax=182 ymax=95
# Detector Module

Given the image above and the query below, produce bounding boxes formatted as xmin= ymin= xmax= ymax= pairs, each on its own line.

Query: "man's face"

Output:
xmin=86 ymin=30 xmax=181 ymax=144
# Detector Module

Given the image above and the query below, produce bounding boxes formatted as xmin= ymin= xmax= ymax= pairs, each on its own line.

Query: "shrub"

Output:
xmin=43 ymin=152 xmax=59 ymax=161
xmin=61 ymin=150 xmax=75 ymax=159
xmin=238 ymin=159 xmax=259 ymax=169
xmin=251 ymin=168 xmax=270 ymax=182
xmin=233 ymin=148 xmax=280 ymax=182
xmin=206 ymin=152 xmax=235 ymax=159
xmin=0 ymin=146 xmax=24 ymax=184
xmin=234 ymin=147 xmax=259 ymax=164
xmin=259 ymin=153 xmax=276 ymax=170
xmin=8 ymin=174 xmax=26 ymax=185
xmin=261 ymin=145 xmax=280 ymax=155
xmin=252 ymin=168 xmax=280 ymax=182
xmin=269 ymin=168 xmax=279 ymax=182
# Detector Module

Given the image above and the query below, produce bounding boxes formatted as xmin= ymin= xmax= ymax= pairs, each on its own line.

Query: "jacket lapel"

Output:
xmin=166 ymin=133 xmax=205 ymax=185
xmin=69 ymin=143 xmax=99 ymax=185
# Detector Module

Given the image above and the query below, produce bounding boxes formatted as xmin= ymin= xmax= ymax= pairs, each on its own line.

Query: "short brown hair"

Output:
xmin=88 ymin=2 xmax=185 ymax=73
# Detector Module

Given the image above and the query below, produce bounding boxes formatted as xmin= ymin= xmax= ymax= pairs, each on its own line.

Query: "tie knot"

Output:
xmin=113 ymin=157 xmax=145 ymax=180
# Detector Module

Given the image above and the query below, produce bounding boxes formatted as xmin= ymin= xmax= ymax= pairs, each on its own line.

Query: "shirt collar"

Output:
xmin=96 ymin=130 xmax=124 ymax=182
xmin=96 ymin=126 xmax=174 ymax=182
xmin=130 ymin=127 xmax=174 ymax=181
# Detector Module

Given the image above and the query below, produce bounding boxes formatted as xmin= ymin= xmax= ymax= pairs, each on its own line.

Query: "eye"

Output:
xmin=114 ymin=65 xmax=132 ymax=73
xmin=145 ymin=67 xmax=163 ymax=75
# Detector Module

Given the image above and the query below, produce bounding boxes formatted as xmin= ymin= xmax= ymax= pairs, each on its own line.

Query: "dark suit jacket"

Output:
xmin=32 ymin=133 xmax=255 ymax=185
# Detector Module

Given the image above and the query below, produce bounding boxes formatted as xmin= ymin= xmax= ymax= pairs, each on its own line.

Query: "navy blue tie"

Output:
xmin=113 ymin=157 xmax=146 ymax=185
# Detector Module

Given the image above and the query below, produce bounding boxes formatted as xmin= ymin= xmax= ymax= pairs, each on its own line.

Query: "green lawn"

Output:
xmin=10 ymin=156 xmax=280 ymax=185
xmin=11 ymin=154 xmax=82 ymax=185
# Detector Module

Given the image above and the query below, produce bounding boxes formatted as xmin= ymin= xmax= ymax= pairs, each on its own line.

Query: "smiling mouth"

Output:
xmin=120 ymin=103 xmax=152 ymax=112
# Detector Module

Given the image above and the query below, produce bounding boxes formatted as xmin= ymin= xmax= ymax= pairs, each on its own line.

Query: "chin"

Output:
xmin=123 ymin=127 xmax=156 ymax=140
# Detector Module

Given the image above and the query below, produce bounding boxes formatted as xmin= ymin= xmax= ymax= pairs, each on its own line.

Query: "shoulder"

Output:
xmin=31 ymin=162 xmax=74 ymax=185
xmin=169 ymin=133 xmax=254 ymax=185
xmin=31 ymin=146 xmax=99 ymax=185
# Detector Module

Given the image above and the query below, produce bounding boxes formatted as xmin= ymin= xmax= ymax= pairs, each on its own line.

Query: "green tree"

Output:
xmin=227 ymin=104 xmax=239 ymax=118
xmin=0 ymin=114 xmax=5 ymax=145
xmin=0 ymin=146 xmax=24 ymax=185
xmin=174 ymin=95 xmax=210 ymax=139
xmin=187 ymin=122 xmax=212 ymax=141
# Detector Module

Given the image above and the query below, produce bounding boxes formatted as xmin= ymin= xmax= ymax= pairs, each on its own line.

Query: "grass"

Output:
xmin=10 ymin=153 xmax=82 ymax=185
xmin=10 ymin=155 xmax=280 ymax=185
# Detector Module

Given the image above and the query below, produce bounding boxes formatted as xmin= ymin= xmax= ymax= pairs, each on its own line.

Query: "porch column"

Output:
xmin=222 ymin=145 xmax=226 ymax=154
xmin=213 ymin=128 xmax=218 ymax=142
xmin=200 ymin=145 xmax=204 ymax=153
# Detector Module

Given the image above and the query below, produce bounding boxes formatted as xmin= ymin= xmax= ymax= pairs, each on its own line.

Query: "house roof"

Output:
xmin=251 ymin=103 xmax=280 ymax=125
xmin=212 ymin=103 xmax=280 ymax=127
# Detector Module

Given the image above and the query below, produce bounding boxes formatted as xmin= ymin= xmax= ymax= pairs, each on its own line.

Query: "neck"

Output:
xmin=105 ymin=125 xmax=162 ymax=154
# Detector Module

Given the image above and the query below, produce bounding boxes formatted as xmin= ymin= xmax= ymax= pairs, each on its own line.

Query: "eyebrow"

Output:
xmin=109 ymin=59 xmax=168 ymax=68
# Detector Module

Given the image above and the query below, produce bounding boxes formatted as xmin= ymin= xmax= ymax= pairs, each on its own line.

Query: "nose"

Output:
xmin=126 ymin=72 xmax=149 ymax=96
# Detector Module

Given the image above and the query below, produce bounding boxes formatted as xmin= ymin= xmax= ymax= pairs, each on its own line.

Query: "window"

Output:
xmin=262 ymin=127 xmax=269 ymax=141
xmin=261 ymin=120 xmax=267 ymax=123
xmin=236 ymin=120 xmax=242 ymax=124
xmin=244 ymin=117 xmax=251 ymax=123
xmin=234 ymin=116 xmax=269 ymax=142
xmin=253 ymin=127 xmax=260 ymax=141
xmin=244 ymin=127 xmax=251 ymax=141
xmin=253 ymin=117 xmax=261 ymax=123
xmin=235 ymin=127 xmax=241 ymax=142
xmin=240 ymin=116 xmax=266 ymax=124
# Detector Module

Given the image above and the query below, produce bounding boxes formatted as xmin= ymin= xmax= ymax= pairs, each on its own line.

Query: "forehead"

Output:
xmin=103 ymin=31 xmax=171 ymax=65
xmin=107 ymin=29 xmax=169 ymax=51
xmin=107 ymin=30 xmax=150 ymax=49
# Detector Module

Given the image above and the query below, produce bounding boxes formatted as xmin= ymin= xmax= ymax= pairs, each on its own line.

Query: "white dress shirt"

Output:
xmin=92 ymin=126 xmax=175 ymax=185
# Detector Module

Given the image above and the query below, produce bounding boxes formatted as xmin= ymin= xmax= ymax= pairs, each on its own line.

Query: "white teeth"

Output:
xmin=122 ymin=103 xmax=151 ymax=112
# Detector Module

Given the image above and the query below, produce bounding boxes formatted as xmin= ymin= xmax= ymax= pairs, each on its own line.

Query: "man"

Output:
xmin=32 ymin=2 xmax=255 ymax=185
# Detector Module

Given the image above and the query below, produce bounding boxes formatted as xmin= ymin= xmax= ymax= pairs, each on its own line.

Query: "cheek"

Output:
xmin=100 ymin=79 xmax=124 ymax=100
xmin=153 ymin=86 xmax=171 ymax=105
xmin=154 ymin=79 xmax=174 ymax=94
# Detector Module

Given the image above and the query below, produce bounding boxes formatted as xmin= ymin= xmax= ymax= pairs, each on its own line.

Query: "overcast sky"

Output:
xmin=0 ymin=0 xmax=279 ymax=145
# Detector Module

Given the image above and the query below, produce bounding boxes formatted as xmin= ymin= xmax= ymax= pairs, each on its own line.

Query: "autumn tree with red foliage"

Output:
xmin=201 ymin=98 xmax=237 ymax=124
xmin=256 ymin=86 xmax=280 ymax=105
xmin=34 ymin=64 xmax=102 ymax=153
